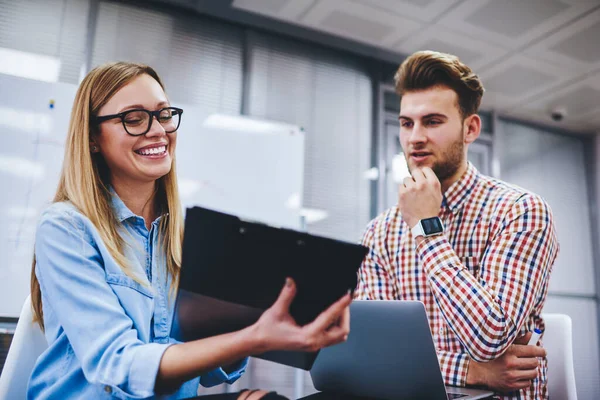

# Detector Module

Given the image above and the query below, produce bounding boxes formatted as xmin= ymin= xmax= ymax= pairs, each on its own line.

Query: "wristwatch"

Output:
xmin=411 ymin=216 xmax=444 ymax=238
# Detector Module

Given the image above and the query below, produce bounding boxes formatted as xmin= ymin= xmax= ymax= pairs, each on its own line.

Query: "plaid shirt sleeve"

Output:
xmin=438 ymin=350 xmax=470 ymax=387
xmin=417 ymin=194 xmax=559 ymax=362
xmin=354 ymin=217 xmax=399 ymax=300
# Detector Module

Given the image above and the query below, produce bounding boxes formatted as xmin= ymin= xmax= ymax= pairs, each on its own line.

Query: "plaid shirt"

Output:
xmin=355 ymin=163 xmax=559 ymax=400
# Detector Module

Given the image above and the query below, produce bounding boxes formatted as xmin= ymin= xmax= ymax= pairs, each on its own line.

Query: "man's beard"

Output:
xmin=431 ymin=139 xmax=464 ymax=182
xmin=407 ymin=137 xmax=464 ymax=182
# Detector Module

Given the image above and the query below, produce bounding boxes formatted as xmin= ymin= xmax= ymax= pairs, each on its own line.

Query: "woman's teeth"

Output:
xmin=137 ymin=145 xmax=166 ymax=155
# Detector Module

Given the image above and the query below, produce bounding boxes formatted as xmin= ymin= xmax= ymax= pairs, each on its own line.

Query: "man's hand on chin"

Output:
xmin=398 ymin=166 xmax=443 ymax=229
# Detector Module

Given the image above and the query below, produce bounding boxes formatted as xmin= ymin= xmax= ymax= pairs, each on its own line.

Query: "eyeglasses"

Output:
xmin=95 ymin=107 xmax=183 ymax=136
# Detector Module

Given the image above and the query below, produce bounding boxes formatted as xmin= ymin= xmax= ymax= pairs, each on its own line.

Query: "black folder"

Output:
xmin=170 ymin=206 xmax=369 ymax=369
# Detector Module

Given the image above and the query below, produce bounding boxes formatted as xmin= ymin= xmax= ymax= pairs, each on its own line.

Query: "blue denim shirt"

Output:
xmin=28 ymin=193 xmax=247 ymax=399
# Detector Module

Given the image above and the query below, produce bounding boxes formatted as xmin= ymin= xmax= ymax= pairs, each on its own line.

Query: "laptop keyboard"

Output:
xmin=447 ymin=394 xmax=468 ymax=399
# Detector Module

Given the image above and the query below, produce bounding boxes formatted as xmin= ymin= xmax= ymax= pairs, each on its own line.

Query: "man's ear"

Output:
xmin=463 ymin=114 xmax=481 ymax=144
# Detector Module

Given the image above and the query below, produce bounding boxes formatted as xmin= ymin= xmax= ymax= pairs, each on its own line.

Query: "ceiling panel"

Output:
xmin=501 ymin=107 xmax=597 ymax=134
xmin=395 ymin=28 xmax=509 ymax=70
xmin=586 ymin=112 xmax=600 ymax=133
xmin=486 ymin=65 xmax=554 ymax=97
xmin=524 ymin=8 xmax=600 ymax=73
xmin=549 ymin=86 xmax=600 ymax=117
xmin=195 ymin=0 xmax=600 ymax=132
xmin=478 ymin=55 xmax=571 ymax=110
xmin=320 ymin=10 xmax=393 ymax=43
xmin=231 ymin=0 xmax=314 ymax=20
xmin=353 ymin=0 xmax=461 ymax=22
xmin=466 ymin=0 xmax=568 ymax=39
xmin=552 ymin=22 xmax=600 ymax=63
xmin=520 ymin=71 xmax=600 ymax=118
xmin=437 ymin=0 xmax=599 ymax=49
xmin=300 ymin=0 xmax=422 ymax=47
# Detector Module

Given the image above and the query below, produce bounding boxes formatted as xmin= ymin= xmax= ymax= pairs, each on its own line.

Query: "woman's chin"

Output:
xmin=139 ymin=166 xmax=172 ymax=182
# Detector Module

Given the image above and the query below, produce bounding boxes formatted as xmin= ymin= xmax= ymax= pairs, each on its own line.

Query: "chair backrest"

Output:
xmin=0 ymin=295 xmax=47 ymax=400
xmin=541 ymin=313 xmax=578 ymax=400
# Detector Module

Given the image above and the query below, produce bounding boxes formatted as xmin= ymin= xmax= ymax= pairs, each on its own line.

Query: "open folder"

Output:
xmin=170 ymin=207 xmax=369 ymax=369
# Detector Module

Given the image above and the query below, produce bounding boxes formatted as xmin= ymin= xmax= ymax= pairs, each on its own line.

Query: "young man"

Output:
xmin=355 ymin=51 xmax=559 ymax=400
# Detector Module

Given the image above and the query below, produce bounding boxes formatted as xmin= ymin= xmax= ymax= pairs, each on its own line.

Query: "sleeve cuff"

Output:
xmin=109 ymin=342 xmax=172 ymax=398
xmin=441 ymin=352 xmax=470 ymax=387
xmin=456 ymin=354 xmax=470 ymax=387
xmin=200 ymin=357 xmax=249 ymax=388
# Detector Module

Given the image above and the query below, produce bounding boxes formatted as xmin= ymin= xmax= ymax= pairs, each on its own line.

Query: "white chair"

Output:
xmin=0 ymin=295 xmax=47 ymax=400
xmin=541 ymin=313 xmax=578 ymax=400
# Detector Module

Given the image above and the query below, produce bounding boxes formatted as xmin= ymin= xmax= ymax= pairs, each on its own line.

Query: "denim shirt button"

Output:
xmin=104 ymin=385 xmax=112 ymax=393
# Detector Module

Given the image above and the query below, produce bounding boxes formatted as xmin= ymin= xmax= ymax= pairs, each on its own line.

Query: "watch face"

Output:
xmin=422 ymin=217 xmax=443 ymax=235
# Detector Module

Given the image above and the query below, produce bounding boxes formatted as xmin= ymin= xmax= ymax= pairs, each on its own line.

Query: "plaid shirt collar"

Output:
xmin=441 ymin=162 xmax=480 ymax=214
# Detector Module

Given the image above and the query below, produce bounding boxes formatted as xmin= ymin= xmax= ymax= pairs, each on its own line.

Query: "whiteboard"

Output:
xmin=176 ymin=109 xmax=304 ymax=230
xmin=0 ymin=74 xmax=304 ymax=317
xmin=0 ymin=74 xmax=74 ymax=318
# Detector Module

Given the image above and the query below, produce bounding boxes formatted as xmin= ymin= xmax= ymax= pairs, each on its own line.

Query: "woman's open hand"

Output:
xmin=251 ymin=278 xmax=351 ymax=354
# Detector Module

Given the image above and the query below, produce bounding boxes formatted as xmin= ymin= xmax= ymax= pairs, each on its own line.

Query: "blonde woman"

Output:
xmin=28 ymin=62 xmax=351 ymax=400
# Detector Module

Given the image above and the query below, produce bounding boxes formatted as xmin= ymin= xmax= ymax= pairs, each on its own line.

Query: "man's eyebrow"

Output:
xmin=399 ymin=113 xmax=448 ymax=120
xmin=422 ymin=113 xmax=447 ymax=119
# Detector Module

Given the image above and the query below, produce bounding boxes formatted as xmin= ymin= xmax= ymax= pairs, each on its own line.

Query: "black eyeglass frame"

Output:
xmin=94 ymin=107 xmax=184 ymax=136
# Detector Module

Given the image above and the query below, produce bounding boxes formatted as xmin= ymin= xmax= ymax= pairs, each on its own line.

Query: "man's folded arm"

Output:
xmin=418 ymin=195 xmax=559 ymax=362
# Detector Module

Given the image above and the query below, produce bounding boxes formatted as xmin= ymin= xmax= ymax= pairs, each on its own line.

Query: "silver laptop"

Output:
xmin=310 ymin=300 xmax=494 ymax=400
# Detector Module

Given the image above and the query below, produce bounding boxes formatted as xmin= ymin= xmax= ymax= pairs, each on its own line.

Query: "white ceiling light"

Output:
xmin=0 ymin=47 xmax=61 ymax=83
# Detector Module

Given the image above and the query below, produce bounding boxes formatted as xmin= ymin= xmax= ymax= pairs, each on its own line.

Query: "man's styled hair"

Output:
xmin=394 ymin=50 xmax=485 ymax=119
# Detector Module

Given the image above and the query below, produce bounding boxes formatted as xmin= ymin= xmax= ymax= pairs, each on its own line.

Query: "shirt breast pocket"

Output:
xmin=460 ymin=256 xmax=480 ymax=278
xmin=105 ymin=273 xmax=154 ymax=330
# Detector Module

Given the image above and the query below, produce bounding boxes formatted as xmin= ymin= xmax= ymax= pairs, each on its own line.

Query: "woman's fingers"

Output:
xmin=321 ymin=307 xmax=351 ymax=346
xmin=322 ymin=325 xmax=349 ymax=346
xmin=298 ymin=322 xmax=347 ymax=352
xmin=310 ymin=292 xmax=352 ymax=332
xmin=270 ymin=278 xmax=297 ymax=316
xmin=296 ymin=292 xmax=351 ymax=350
xmin=339 ymin=304 xmax=350 ymax=336
xmin=262 ymin=287 xmax=352 ymax=352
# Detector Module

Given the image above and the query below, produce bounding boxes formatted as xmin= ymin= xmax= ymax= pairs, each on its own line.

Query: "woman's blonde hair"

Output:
xmin=31 ymin=62 xmax=184 ymax=329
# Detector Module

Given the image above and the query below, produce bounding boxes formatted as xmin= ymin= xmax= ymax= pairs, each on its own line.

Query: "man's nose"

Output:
xmin=408 ymin=123 xmax=427 ymax=145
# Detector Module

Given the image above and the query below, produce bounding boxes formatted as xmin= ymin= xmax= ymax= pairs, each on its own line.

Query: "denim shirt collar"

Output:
xmin=109 ymin=186 xmax=165 ymax=225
